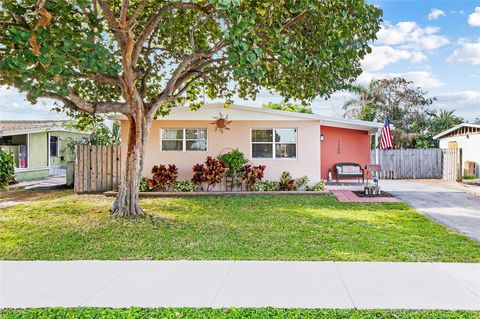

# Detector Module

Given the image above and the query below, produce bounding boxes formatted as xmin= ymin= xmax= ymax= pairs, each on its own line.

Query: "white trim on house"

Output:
xmin=250 ymin=127 xmax=298 ymax=160
xmin=433 ymin=123 xmax=480 ymax=140
xmin=159 ymin=128 xmax=208 ymax=152
xmin=108 ymin=103 xmax=384 ymax=132
xmin=26 ymin=133 xmax=30 ymax=168
xmin=14 ymin=166 xmax=50 ymax=173
xmin=47 ymin=132 xmax=51 ymax=167
xmin=0 ymin=128 xmax=86 ymax=137
xmin=49 ymin=134 xmax=60 ymax=157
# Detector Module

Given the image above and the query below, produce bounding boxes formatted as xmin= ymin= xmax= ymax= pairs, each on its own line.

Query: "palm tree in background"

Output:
xmin=342 ymin=81 xmax=380 ymax=122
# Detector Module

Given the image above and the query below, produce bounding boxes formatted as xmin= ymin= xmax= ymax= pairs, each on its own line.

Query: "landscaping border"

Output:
xmin=104 ymin=190 xmax=331 ymax=197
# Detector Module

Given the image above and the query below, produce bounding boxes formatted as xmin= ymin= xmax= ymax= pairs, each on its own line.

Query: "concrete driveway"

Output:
xmin=380 ymin=180 xmax=480 ymax=242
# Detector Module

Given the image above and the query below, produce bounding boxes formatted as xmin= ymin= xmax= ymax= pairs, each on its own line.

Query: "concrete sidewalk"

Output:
xmin=1 ymin=261 xmax=479 ymax=310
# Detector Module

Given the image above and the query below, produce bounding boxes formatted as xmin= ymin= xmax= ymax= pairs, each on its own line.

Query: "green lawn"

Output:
xmin=1 ymin=308 xmax=478 ymax=319
xmin=0 ymin=190 xmax=479 ymax=261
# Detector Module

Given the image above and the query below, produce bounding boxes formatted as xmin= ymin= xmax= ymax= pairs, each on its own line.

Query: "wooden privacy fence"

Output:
xmin=74 ymin=145 xmax=121 ymax=193
xmin=442 ymin=148 xmax=462 ymax=182
xmin=370 ymin=148 xmax=443 ymax=179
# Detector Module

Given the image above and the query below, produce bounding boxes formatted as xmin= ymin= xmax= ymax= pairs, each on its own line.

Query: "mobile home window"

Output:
xmin=50 ymin=136 xmax=59 ymax=156
xmin=251 ymin=128 xmax=297 ymax=159
xmin=161 ymin=128 xmax=207 ymax=151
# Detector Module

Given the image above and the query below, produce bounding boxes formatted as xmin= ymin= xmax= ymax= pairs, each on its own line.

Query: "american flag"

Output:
xmin=380 ymin=115 xmax=393 ymax=149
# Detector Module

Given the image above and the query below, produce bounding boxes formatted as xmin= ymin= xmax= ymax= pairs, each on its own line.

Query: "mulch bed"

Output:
xmin=353 ymin=191 xmax=396 ymax=198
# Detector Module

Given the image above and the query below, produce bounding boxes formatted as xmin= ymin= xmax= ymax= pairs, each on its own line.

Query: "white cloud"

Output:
xmin=447 ymin=38 xmax=480 ymax=65
xmin=357 ymin=71 xmax=445 ymax=89
xmin=362 ymin=46 xmax=411 ymax=71
xmin=0 ymin=86 xmax=66 ymax=120
xmin=376 ymin=21 xmax=449 ymax=50
xmin=428 ymin=9 xmax=445 ymax=20
xmin=437 ymin=90 xmax=480 ymax=103
xmin=361 ymin=46 xmax=427 ymax=72
xmin=435 ymin=91 xmax=480 ymax=120
xmin=411 ymin=51 xmax=428 ymax=63
xmin=468 ymin=7 xmax=480 ymax=27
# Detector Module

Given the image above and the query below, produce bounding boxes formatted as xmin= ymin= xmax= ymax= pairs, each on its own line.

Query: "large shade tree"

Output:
xmin=343 ymin=77 xmax=437 ymax=148
xmin=0 ymin=0 xmax=382 ymax=216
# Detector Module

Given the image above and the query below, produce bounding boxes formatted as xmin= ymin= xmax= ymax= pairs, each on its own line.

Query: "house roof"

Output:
xmin=0 ymin=120 xmax=79 ymax=137
xmin=109 ymin=103 xmax=384 ymax=132
xmin=433 ymin=123 xmax=480 ymax=140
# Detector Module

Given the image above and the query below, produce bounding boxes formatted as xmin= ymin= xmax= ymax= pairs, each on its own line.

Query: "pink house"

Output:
xmin=114 ymin=104 xmax=383 ymax=183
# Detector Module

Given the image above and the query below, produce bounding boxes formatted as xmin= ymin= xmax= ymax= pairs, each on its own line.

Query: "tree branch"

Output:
xmin=98 ymin=0 xmax=119 ymax=30
xmin=280 ymin=9 xmax=308 ymax=33
xmin=173 ymin=63 xmax=230 ymax=97
xmin=119 ymin=0 xmax=130 ymax=27
xmin=131 ymin=2 xmax=215 ymax=67
xmin=131 ymin=5 xmax=171 ymax=66
xmin=130 ymin=0 xmax=148 ymax=25
xmin=80 ymin=73 xmax=121 ymax=86
xmin=42 ymin=91 xmax=129 ymax=114
xmin=146 ymin=41 xmax=225 ymax=116
xmin=189 ymin=10 xmax=216 ymax=53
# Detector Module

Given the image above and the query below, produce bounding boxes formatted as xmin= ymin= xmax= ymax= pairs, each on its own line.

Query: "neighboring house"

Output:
xmin=112 ymin=104 xmax=383 ymax=183
xmin=434 ymin=123 xmax=480 ymax=178
xmin=0 ymin=121 xmax=87 ymax=181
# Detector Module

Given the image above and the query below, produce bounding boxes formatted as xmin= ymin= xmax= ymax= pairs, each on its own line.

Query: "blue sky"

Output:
xmin=1 ymin=0 xmax=479 ymax=121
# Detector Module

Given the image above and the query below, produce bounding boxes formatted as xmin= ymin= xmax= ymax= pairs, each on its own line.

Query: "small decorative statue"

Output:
xmin=212 ymin=113 xmax=232 ymax=133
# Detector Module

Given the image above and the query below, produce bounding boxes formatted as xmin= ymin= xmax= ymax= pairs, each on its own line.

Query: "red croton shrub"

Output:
xmin=240 ymin=164 xmax=266 ymax=190
xmin=150 ymin=164 xmax=178 ymax=191
xmin=191 ymin=157 xmax=229 ymax=191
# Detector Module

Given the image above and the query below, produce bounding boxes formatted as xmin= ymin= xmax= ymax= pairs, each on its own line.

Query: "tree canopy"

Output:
xmin=414 ymin=109 xmax=463 ymax=148
xmin=262 ymin=101 xmax=313 ymax=114
xmin=343 ymin=77 xmax=464 ymax=148
xmin=0 ymin=0 xmax=382 ymax=215
xmin=1 ymin=0 xmax=382 ymax=114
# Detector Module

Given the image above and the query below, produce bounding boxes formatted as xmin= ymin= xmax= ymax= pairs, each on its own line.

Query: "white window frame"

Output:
xmin=49 ymin=135 xmax=60 ymax=157
xmin=250 ymin=128 xmax=297 ymax=160
xmin=160 ymin=128 xmax=208 ymax=152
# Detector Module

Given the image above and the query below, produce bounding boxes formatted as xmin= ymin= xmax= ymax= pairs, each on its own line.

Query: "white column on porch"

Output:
xmin=375 ymin=129 xmax=380 ymax=164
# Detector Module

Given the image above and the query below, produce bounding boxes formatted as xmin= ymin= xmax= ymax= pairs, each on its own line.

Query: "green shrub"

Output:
xmin=306 ymin=180 xmax=326 ymax=191
xmin=296 ymin=176 xmax=309 ymax=190
xmin=279 ymin=171 xmax=309 ymax=191
xmin=139 ymin=177 xmax=152 ymax=192
xmin=218 ymin=149 xmax=248 ymax=177
xmin=173 ymin=181 xmax=198 ymax=192
xmin=463 ymin=175 xmax=477 ymax=180
xmin=252 ymin=180 xmax=279 ymax=191
xmin=279 ymin=171 xmax=295 ymax=190
xmin=0 ymin=148 xmax=15 ymax=190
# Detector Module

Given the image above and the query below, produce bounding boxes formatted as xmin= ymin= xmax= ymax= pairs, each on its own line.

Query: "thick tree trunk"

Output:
xmin=111 ymin=112 xmax=152 ymax=217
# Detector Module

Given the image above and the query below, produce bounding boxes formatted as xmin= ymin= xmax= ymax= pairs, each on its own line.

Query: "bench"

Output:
xmin=334 ymin=162 xmax=364 ymax=183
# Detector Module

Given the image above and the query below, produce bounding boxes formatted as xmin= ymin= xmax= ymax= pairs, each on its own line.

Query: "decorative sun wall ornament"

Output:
xmin=212 ymin=113 xmax=232 ymax=133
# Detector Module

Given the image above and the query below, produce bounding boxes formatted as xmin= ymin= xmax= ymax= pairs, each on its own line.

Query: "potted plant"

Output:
xmin=218 ymin=149 xmax=248 ymax=191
